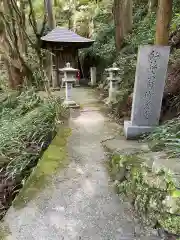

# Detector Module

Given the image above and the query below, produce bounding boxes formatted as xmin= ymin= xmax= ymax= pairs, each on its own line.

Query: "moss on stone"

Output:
xmin=111 ymin=153 xmax=144 ymax=168
xmin=13 ymin=127 xmax=71 ymax=209
xmin=110 ymin=150 xmax=180 ymax=235
xmin=159 ymin=215 xmax=180 ymax=235
xmin=0 ymin=223 xmax=11 ymax=239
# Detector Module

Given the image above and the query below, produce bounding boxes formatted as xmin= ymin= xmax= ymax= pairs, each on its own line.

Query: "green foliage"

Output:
xmin=159 ymin=215 xmax=180 ymax=235
xmin=133 ymin=1 xmax=148 ymax=27
xmin=171 ymin=13 xmax=180 ymax=31
xmin=110 ymin=152 xmax=180 ymax=234
xmin=110 ymin=13 xmax=156 ymax=109
xmin=170 ymin=0 xmax=180 ymax=31
xmin=81 ymin=1 xmax=156 ymax=85
xmin=0 ymin=89 xmax=65 ymax=179
xmin=81 ymin=23 xmax=116 ymax=72
xmin=80 ymin=0 xmax=114 ymax=73
xmin=146 ymin=118 xmax=180 ymax=157
xmin=125 ymin=13 xmax=156 ymax=49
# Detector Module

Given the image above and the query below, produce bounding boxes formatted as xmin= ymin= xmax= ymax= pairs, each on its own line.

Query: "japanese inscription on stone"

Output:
xmin=143 ymin=49 xmax=161 ymax=119
xmin=131 ymin=45 xmax=170 ymax=126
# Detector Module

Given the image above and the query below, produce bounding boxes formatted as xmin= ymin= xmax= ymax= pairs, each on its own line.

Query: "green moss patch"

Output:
xmin=109 ymin=151 xmax=180 ymax=235
xmin=159 ymin=215 xmax=180 ymax=235
xmin=13 ymin=127 xmax=71 ymax=209
xmin=0 ymin=223 xmax=11 ymax=239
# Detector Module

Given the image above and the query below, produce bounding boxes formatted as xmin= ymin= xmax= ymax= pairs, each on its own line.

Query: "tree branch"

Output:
xmin=28 ymin=0 xmax=38 ymax=36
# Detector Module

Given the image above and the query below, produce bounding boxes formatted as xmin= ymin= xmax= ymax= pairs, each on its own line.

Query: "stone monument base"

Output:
xmin=124 ymin=121 xmax=154 ymax=140
xmin=63 ymin=100 xmax=80 ymax=109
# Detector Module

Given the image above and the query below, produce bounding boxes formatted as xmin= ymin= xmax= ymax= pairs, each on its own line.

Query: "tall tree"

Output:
xmin=155 ymin=0 xmax=173 ymax=45
xmin=113 ymin=0 xmax=132 ymax=51
xmin=19 ymin=0 xmax=27 ymax=54
xmin=123 ymin=0 xmax=133 ymax=36
xmin=0 ymin=0 xmax=31 ymax=89
xmin=44 ymin=0 xmax=56 ymax=88
xmin=0 ymin=0 xmax=49 ymax=90
xmin=44 ymin=0 xmax=56 ymax=29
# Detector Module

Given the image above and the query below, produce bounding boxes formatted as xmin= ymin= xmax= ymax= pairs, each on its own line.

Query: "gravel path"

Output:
xmin=2 ymin=88 xmax=161 ymax=240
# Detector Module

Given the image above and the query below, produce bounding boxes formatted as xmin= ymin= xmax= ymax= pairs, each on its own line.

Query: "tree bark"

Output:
xmin=114 ymin=0 xmax=132 ymax=51
xmin=1 ymin=0 xmax=25 ymax=89
xmin=19 ymin=0 xmax=27 ymax=54
xmin=123 ymin=0 xmax=133 ymax=35
xmin=155 ymin=0 xmax=173 ymax=45
xmin=44 ymin=0 xmax=56 ymax=89
xmin=44 ymin=0 xmax=56 ymax=30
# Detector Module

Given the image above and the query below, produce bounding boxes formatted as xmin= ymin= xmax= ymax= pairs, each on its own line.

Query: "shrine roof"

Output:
xmin=41 ymin=27 xmax=94 ymax=48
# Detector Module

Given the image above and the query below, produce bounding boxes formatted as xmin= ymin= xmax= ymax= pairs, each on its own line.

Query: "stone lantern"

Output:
xmin=59 ymin=63 xmax=79 ymax=108
xmin=105 ymin=63 xmax=120 ymax=103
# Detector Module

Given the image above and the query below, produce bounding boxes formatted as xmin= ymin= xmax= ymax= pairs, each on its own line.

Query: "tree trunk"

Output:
xmin=1 ymin=0 xmax=24 ymax=89
xmin=44 ymin=0 xmax=56 ymax=29
xmin=68 ymin=0 xmax=76 ymax=30
xmin=155 ymin=0 xmax=173 ymax=45
xmin=123 ymin=0 xmax=133 ymax=35
xmin=19 ymin=0 xmax=27 ymax=54
xmin=44 ymin=0 xmax=56 ymax=88
xmin=114 ymin=0 xmax=132 ymax=51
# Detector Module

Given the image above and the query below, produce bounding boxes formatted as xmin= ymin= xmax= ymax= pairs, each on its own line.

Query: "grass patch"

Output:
xmin=146 ymin=117 xmax=180 ymax=157
xmin=0 ymin=88 xmax=68 ymax=219
xmin=13 ymin=127 xmax=71 ymax=209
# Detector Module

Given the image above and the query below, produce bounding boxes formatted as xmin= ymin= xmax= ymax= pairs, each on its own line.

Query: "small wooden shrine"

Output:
xmin=41 ymin=27 xmax=94 ymax=88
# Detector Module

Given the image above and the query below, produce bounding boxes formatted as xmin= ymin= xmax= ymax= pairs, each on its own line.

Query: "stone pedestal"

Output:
xmin=105 ymin=63 xmax=120 ymax=104
xmin=59 ymin=63 xmax=80 ymax=108
xmin=109 ymin=79 xmax=119 ymax=102
xmin=90 ymin=67 xmax=97 ymax=86
xmin=124 ymin=45 xmax=170 ymax=139
xmin=64 ymin=82 xmax=77 ymax=107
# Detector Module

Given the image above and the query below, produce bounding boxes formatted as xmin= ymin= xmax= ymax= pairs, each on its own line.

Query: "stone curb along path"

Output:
xmin=0 ymin=88 xmax=162 ymax=240
xmin=103 ymin=136 xmax=180 ymax=237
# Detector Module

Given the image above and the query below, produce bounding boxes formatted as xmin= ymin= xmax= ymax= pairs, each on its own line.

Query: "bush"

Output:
xmin=146 ymin=118 xmax=180 ymax=157
xmin=0 ymin=89 xmax=65 ymax=179
xmin=0 ymin=88 xmax=67 ymax=219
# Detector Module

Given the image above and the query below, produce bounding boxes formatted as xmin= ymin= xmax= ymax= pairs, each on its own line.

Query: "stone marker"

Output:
xmin=90 ymin=67 xmax=97 ymax=86
xmin=51 ymin=65 xmax=60 ymax=90
xmin=105 ymin=63 xmax=120 ymax=104
xmin=124 ymin=45 xmax=170 ymax=139
xmin=59 ymin=63 xmax=79 ymax=108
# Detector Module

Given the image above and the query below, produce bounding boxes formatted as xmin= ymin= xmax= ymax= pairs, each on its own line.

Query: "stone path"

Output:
xmin=2 ymin=88 xmax=161 ymax=239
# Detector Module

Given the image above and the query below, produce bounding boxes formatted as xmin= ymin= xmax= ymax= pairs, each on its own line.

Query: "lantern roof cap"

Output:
xmin=105 ymin=63 xmax=120 ymax=72
xmin=59 ymin=62 xmax=78 ymax=72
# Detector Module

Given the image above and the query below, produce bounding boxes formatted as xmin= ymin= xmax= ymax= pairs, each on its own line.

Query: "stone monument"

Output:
xmin=52 ymin=65 xmax=60 ymax=90
xmin=59 ymin=63 xmax=79 ymax=108
xmin=90 ymin=67 xmax=97 ymax=87
xmin=124 ymin=45 xmax=170 ymax=139
xmin=105 ymin=63 xmax=120 ymax=104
